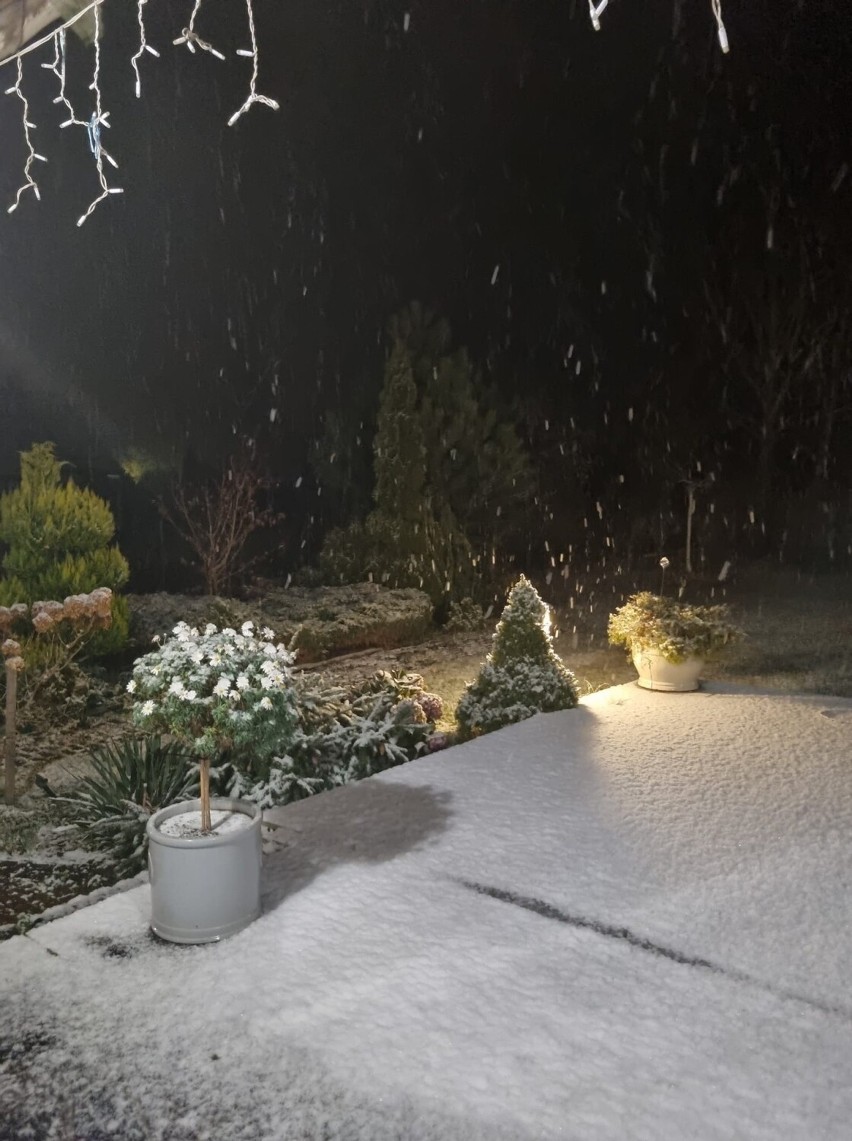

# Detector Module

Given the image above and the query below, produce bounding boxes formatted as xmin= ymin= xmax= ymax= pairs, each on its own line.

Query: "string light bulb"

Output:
xmin=711 ymin=0 xmax=730 ymax=54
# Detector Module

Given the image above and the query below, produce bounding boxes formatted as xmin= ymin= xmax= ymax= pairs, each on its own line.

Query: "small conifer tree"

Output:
xmin=373 ymin=343 xmax=425 ymax=512
xmin=320 ymin=342 xmax=474 ymax=606
xmin=455 ymin=575 xmax=578 ymax=740
xmin=390 ymin=302 xmax=533 ymax=555
xmin=0 ymin=443 xmax=130 ymax=654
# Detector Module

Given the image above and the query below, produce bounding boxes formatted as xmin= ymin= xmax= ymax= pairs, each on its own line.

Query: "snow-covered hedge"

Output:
xmin=127 ymin=583 xmax=433 ymax=661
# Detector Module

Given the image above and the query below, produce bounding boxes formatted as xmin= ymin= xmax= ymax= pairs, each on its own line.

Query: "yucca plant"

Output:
xmin=62 ymin=735 xmax=195 ymax=877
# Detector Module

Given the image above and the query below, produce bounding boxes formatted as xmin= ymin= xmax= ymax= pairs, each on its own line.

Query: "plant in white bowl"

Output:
xmin=128 ymin=620 xmax=298 ymax=942
xmin=607 ymin=591 xmax=742 ymax=692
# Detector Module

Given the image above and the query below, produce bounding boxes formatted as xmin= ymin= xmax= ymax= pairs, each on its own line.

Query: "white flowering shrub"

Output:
xmin=455 ymin=575 xmax=578 ymax=741
xmin=128 ymin=621 xmax=299 ymax=776
xmin=607 ymin=592 xmax=743 ymax=663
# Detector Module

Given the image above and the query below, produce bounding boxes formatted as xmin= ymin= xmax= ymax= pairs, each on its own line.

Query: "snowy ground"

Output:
xmin=2 ymin=681 xmax=851 ymax=1140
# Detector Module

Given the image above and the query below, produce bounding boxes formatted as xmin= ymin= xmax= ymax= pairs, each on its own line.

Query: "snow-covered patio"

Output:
xmin=2 ymin=681 xmax=851 ymax=1140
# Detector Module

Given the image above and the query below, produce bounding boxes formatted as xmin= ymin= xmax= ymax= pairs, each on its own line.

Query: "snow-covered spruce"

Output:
xmin=455 ymin=575 xmax=577 ymax=740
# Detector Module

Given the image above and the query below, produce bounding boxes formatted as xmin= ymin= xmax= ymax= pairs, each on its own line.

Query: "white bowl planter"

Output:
xmin=631 ymin=648 xmax=704 ymax=692
xmin=146 ymin=797 xmax=262 ymax=944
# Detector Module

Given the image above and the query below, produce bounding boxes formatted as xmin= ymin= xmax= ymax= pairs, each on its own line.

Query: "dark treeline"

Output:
xmin=0 ymin=0 xmax=850 ymax=595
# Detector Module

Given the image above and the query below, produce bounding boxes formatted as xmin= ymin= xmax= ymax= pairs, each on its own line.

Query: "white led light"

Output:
xmin=711 ymin=0 xmax=731 ymax=54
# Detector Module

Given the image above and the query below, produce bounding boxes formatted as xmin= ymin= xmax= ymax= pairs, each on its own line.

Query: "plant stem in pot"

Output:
xmin=199 ymin=756 xmax=212 ymax=833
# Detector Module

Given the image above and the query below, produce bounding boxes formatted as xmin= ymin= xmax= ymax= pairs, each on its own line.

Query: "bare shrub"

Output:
xmin=161 ymin=453 xmax=282 ymax=596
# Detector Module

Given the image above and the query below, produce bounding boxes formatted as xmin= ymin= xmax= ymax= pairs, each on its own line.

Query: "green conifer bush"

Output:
xmin=389 ymin=302 xmax=533 ymax=556
xmin=318 ymin=306 xmax=532 ymax=609
xmin=320 ymin=343 xmax=474 ymax=607
xmin=0 ymin=443 xmax=130 ymax=655
xmin=455 ymin=575 xmax=578 ymax=740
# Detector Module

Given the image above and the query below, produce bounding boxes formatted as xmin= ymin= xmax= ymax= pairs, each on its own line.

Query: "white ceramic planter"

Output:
xmin=631 ymin=648 xmax=704 ymax=692
xmin=146 ymin=798 xmax=262 ymax=944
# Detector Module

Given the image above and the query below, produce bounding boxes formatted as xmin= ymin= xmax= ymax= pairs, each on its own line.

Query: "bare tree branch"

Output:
xmin=161 ymin=452 xmax=283 ymax=596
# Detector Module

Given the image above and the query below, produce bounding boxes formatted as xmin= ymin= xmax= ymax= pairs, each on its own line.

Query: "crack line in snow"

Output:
xmin=456 ymin=880 xmax=852 ymax=1023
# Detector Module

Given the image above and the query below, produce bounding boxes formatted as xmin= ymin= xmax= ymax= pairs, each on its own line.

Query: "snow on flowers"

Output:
xmin=127 ymin=620 xmax=299 ymax=765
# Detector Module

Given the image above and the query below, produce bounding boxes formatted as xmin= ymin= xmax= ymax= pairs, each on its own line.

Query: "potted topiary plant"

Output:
xmin=455 ymin=575 xmax=578 ymax=740
xmin=607 ymin=591 xmax=742 ymax=692
xmin=128 ymin=620 xmax=298 ymax=943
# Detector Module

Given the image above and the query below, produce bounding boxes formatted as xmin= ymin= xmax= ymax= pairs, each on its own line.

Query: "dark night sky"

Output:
xmin=0 ymin=0 xmax=850 ymax=578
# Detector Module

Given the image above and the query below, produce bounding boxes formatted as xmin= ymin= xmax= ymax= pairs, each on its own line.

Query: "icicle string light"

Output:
xmin=42 ymin=28 xmax=86 ymax=128
xmin=588 ymin=0 xmax=608 ymax=33
xmin=173 ymin=0 xmax=226 ymax=60
xmin=0 ymin=0 xmax=107 ymax=68
xmin=132 ymin=0 xmax=161 ymax=98
xmin=711 ymin=0 xmax=730 ymax=54
xmin=586 ymin=0 xmax=731 ymax=52
xmin=77 ymin=3 xmax=123 ymax=226
xmin=1 ymin=0 xmax=280 ymax=226
xmin=228 ymin=0 xmax=280 ymax=126
xmin=5 ymin=57 xmax=47 ymax=213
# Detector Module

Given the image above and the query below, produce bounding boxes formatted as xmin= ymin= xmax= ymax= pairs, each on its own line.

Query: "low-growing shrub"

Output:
xmin=445 ymin=597 xmax=486 ymax=632
xmin=0 ymin=589 xmax=117 ymax=736
xmin=127 ymin=585 xmax=434 ymax=662
xmin=288 ymin=595 xmax=432 ymax=661
xmin=220 ymin=669 xmax=443 ymax=808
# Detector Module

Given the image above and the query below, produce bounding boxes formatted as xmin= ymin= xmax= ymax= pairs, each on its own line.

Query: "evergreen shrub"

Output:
xmin=318 ymin=341 xmax=477 ymax=608
xmin=455 ymin=575 xmax=578 ymax=740
xmin=445 ymin=597 xmax=486 ymax=632
xmin=0 ymin=443 xmax=130 ymax=656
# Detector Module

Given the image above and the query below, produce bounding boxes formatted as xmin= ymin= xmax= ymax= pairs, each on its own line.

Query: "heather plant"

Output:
xmin=0 ymin=443 xmax=129 ymax=656
xmin=223 ymin=669 xmax=443 ymax=808
xmin=455 ymin=575 xmax=578 ymax=741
